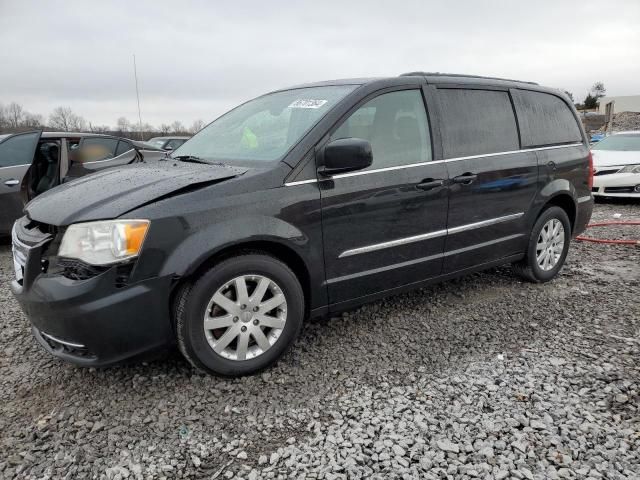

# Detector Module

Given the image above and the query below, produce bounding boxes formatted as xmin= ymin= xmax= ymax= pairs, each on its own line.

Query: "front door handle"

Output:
xmin=4 ymin=179 xmax=19 ymax=187
xmin=416 ymin=178 xmax=445 ymax=191
xmin=452 ymin=173 xmax=478 ymax=185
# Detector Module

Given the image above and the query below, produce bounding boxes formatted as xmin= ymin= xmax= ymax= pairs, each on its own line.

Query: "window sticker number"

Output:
xmin=288 ymin=99 xmax=328 ymax=109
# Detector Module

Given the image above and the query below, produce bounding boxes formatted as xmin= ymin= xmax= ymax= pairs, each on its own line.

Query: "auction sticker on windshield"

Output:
xmin=288 ymin=99 xmax=328 ymax=109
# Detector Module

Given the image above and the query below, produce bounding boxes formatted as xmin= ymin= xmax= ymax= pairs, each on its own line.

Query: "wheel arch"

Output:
xmin=172 ymin=238 xmax=313 ymax=320
xmin=543 ymin=193 xmax=577 ymax=232
xmin=535 ymin=180 xmax=578 ymax=233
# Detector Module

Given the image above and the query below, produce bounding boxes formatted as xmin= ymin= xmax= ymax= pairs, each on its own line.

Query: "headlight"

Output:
xmin=58 ymin=220 xmax=150 ymax=265
xmin=619 ymin=164 xmax=640 ymax=174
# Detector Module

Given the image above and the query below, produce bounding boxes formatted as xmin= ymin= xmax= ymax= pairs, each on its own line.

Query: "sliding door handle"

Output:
xmin=452 ymin=173 xmax=478 ymax=185
xmin=416 ymin=179 xmax=444 ymax=191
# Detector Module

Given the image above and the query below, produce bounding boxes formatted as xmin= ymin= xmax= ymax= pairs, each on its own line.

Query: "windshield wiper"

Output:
xmin=172 ymin=155 xmax=214 ymax=164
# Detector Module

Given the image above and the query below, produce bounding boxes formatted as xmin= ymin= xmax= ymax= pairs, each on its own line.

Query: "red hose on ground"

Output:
xmin=575 ymin=221 xmax=640 ymax=246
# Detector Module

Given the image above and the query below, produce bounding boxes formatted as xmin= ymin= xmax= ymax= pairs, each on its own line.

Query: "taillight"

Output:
xmin=587 ymin=151 xmax=594 ymax=189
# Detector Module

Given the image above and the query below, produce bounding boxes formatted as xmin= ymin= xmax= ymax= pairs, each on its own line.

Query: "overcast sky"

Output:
xmin=1 ymin=0 xmax=639 ymax=128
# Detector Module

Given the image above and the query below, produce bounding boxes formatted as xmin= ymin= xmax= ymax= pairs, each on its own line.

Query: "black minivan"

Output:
xmin=11 ymin=73 xmax=594 ymax=376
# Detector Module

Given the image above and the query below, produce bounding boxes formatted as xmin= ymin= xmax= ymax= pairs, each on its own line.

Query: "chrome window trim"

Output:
xmin=283 ymin=179 xmax=318 ymax=187
xmin=82 ymin=149 xmax=135 ymax=165
xmin=0 ymin=163 xmax=30 ymax=170
xmin=339 ymin=212 xmax=524 ymax=258
xmin=283 ymin=143 xmax=584 ymax=185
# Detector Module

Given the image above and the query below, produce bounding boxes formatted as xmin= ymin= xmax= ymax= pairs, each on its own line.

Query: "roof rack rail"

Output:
xmin=399 ymin=72 xmax=538 ymax=85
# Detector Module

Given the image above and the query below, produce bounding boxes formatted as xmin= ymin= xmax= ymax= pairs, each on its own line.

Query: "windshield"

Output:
xmin=172 ymin=85 xmax=357 ymax=163
xmin=591 ymin=134 xmax=640 ymax=151
xmin=148 ymin=138 xmax=167 ymax=147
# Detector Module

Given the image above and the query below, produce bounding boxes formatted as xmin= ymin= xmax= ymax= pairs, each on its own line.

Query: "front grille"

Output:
xmin=604 ymin=186 xmax=636 ymax=193
xmin=39 ymin=331 xmax=96 ymax=359
xmin=594 ymin=169 xmax=620 ymax=176
xmin=54 ymin=257 xmax=135 ymax=286
xmin=25 ymin=219 xmax=58 ymax=235
xmin=57 ymin=258 xmax=109 ymax=280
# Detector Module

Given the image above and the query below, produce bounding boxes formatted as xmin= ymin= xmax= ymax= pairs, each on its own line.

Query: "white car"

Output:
xmin=591 ymin=131 xmax=640 ymax=198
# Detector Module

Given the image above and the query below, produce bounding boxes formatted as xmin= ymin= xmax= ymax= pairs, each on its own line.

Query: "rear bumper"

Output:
xmin=11 ymin=267 xmax=176 ymax=367
xmin=574 ymin=196 xmax=594 ymax=237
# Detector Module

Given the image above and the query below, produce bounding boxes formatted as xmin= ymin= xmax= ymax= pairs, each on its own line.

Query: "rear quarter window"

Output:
xmin=511 ymin=90 xmax=582 ymax=147
xmin=436 ymin=89 xmax=519 ymax=158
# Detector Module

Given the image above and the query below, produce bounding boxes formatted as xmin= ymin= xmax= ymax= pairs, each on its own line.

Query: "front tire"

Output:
xmin=175 ymin=253 xmax=304 ymax=376
xmin=513 ymin=206 xmax=571 ymax=283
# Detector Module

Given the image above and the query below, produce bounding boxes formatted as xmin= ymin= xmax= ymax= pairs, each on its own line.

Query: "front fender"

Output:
xmin=158 ymin=215 xmax=310 ymax=277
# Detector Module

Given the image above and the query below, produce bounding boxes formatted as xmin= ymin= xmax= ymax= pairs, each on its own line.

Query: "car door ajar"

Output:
xmin=434 ymin=87 xmax=538 ymax=273
xmin=319 ymin=88 xmax=448 ymax=306
xmin=0 ymin=131 xmax=41 ymax=235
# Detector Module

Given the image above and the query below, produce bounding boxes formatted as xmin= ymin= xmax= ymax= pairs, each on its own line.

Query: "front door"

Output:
xmin=319 ymin=88 xmax=449 ymax=306
xmin=433 ymin=87 xmax=538 ymax=273
xmin=0 ymin=131 xmax=41 ymax=234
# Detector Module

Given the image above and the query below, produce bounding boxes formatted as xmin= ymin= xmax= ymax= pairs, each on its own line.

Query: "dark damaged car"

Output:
xmin=11 ymin=73 xmax=593 ymax=376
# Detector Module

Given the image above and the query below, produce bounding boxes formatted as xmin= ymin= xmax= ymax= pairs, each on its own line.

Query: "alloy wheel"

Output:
xmin=203 ymin=275 xmax=287 ymax=361
xmin=536 ymin=218 xmax=565 ymax=271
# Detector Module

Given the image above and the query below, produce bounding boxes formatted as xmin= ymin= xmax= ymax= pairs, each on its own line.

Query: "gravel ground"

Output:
xmin=1 ymin=201 xmax=639 ymax=480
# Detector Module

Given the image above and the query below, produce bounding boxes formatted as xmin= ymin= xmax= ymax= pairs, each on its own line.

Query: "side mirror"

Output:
xmin=319 ymin=138 xmax=373 ymax=175
xmin=164 ymin=145 xmax=174 ymax=151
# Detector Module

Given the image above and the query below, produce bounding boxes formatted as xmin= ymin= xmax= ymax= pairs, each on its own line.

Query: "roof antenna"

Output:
xmin=133 ymin=54 xmax=144 ymax=140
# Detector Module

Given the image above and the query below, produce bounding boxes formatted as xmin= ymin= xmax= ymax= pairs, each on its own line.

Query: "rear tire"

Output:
xmin=175 ymin=253 xmax=304 ymax=376
xmin=513 ymin=206 xmax=571 ymax=283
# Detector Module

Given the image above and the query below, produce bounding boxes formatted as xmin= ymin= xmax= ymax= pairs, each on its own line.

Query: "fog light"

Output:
xmin=635 ymin=185 xmax=640 ymax=193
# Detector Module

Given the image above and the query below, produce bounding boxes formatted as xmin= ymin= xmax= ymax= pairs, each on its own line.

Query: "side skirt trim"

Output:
xmin=327 ymin=233 xmax=523 ymax=285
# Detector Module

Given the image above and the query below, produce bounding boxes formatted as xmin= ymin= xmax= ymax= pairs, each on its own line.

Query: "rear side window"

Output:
xmin=512 ymin=90 xmax=582 ymax=147
xmin=330 ymin=89 xmax=432 ymax=169
xmin=165 ymin=139 xmax=185 ymax=150
xmin=115 ymin=141 xmax=132 ymax=156
xmin=81 ymin=137 xmax=119 ymax=162
xmin=436 ymin=89 xmax=519 ymax=158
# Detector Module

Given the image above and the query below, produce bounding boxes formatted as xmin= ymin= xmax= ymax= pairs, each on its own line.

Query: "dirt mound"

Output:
xmin=603 ymin=111 xmax=640 ymax=132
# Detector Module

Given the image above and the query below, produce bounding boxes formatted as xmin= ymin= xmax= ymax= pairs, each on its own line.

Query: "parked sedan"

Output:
xmin=147 ymin=136 xmax=190 ymax=151
xmin=591 ymin=131 xmax=640 ymax=198
xmin=0 ymin=131 xmax=164 ymax=236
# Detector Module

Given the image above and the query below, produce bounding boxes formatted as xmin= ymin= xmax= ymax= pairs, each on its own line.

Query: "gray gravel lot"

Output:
xmin=1 ymin=201 xmax=639 ymax=480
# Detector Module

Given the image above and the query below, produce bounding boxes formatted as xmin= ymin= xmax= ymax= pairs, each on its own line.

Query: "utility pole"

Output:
xmin=133 ymin=54 xmax=144 ymax=140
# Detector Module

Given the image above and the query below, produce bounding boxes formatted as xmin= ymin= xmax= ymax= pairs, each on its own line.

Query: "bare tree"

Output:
xmin=591 ymin=82 xmax=606 ymax=100
xmin=563 ymin=90 xmax=574 ymax=103
xmin=0 ymin=104 xmax=7 ymax=128
xmin=49 ymin=106 xmax=87 ymax=131
xmin=23 ymin=113 xmax=44 ymax=127
xmin=7 ymin=102 xmax=25 ymax=128
xmin=116 ymin=117 xmax=131 ymax=133
xmin=190 ymin=119 xmax=205 ymax=134
xmin=89 ymin=123 xmax=111 ymax=133
xmin=170 ymin=121 xmax=185 ymax=134
xmin=159 ymin=124 xmax=171 ymax=135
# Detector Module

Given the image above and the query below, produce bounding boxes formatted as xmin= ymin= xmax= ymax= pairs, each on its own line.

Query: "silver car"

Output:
xmin=0 ymin=131 xmax=165 ymax=236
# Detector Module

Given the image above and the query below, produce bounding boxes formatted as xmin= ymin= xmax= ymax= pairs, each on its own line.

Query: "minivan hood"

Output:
xmin=591 ymin=149 xmax=640 ymax=167
xmin=25 ymin=161 xmax=247 ymax=226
